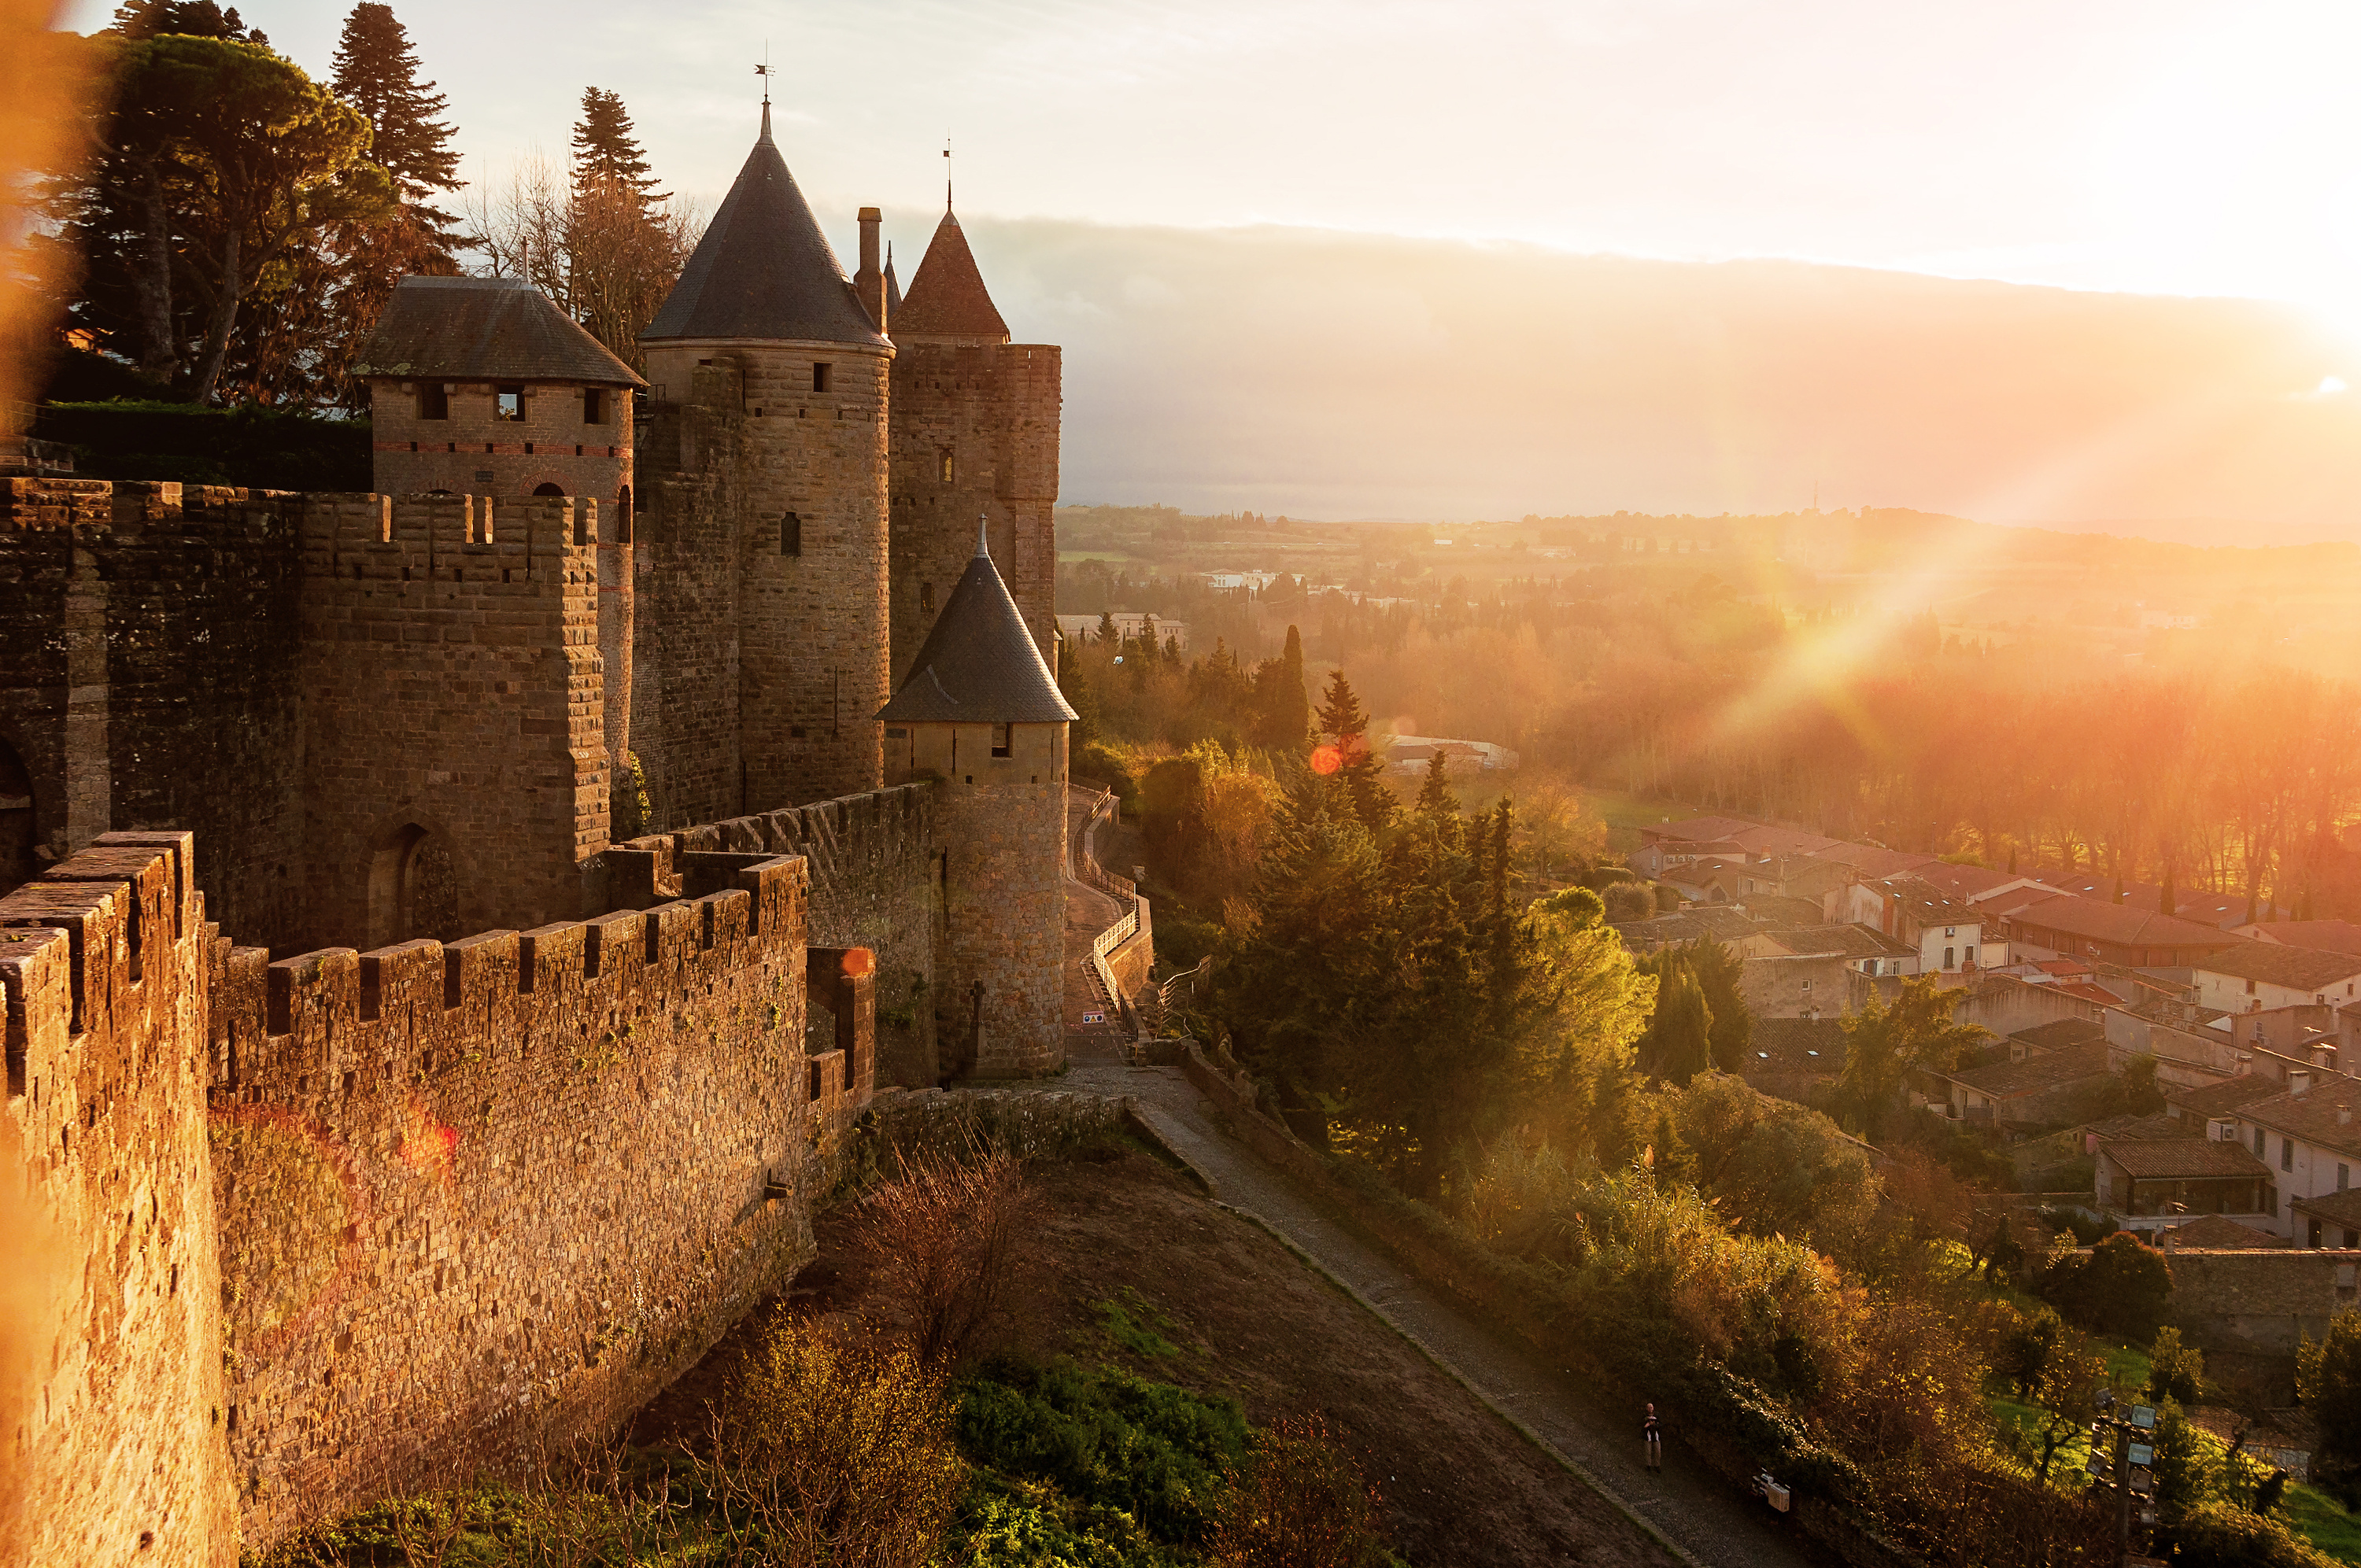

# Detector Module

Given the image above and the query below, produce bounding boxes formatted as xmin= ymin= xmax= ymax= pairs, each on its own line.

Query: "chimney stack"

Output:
xmin=2292 ymin=1068 xmax=2313 ymax=1097
xmin=855 ymin=206 xmax=886 ymax=330
xmin=2340 ymin=1103 xmax=2352 ymax=1126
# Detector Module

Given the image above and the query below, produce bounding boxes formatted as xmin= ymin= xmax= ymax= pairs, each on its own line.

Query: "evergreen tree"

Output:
xmin=1313 ymin=666 xmax=1391 ymax=831
xmin=1414 ymin=751 xmax=1460 ymax=825
xmin=1096 ymin=609 xmax=1118 ymax=646
xmin=113 ymin=0 xmax=264 ymax=41
xmin=1684 ymin=934 xmax=1752 ymax=1073
xmin=331 ymin=5 xmax=460 ymax=207
xmin=1253 ymin=625 xmax=1313 ymax=751
xmin=571 ymin=87 xmax=664 ymax=207
xmin=1638 ymin=963 xmax=1713 ymax=1087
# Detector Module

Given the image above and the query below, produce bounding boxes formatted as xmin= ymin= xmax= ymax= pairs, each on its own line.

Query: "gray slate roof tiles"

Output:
xmin=353 ymin=276 xmax=644 ymax=386
xmin=876 ymin=533 xmax=1077 ymax=725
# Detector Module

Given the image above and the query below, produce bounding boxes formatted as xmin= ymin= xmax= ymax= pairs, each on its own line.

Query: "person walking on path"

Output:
xmin=1643 ymin=1402 xmax=1663 ymax=1472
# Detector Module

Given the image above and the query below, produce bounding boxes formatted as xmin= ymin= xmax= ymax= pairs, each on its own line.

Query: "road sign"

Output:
xmin=1084 ymin=1011 xmax=1106 ymax=1024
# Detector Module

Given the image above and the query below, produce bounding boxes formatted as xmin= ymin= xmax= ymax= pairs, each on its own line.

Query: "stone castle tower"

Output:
xmin=879 ymin=522 xmax=1077 ymax=1075
xmin=634 ymin=103 xmax=895 ymax=825
xmin=883 ymin=198 xmax=1062 ymax=678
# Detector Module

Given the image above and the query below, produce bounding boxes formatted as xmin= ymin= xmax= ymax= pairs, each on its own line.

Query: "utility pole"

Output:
xmin=2087 ymin=1387 xmax=2157 ymax=1568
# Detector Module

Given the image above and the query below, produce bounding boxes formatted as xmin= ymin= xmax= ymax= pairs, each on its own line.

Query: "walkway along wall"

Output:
xmin=2 ymin=828 xmax=876 ymax=1562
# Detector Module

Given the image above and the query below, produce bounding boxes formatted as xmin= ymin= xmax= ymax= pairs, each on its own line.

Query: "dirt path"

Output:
xmin=1059 ymin=1058 xmax=1832 ymax=1568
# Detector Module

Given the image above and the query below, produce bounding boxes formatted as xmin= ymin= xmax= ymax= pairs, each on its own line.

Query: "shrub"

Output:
xmin=2149 ymin=1326 xmax=2205 ymax=1405
xmin=1602 ymin=880 xmax=1657 ymax=924
xmin=2164 ymin=1501 xmax=2342 ymax=1567
xmin=2041 ymin=1231 xmax=2171 ymax=1341
xmin=857 ymin=1144 xmax=1040 ymax=1367
xmin=702 ymin=1316 xmax=967 ymax=1568
xmin=957 ymin=1356 xmax=1248 ymax=1543
xmin=2297 ymin=1307 xmax=2361 ymax=1503
xmin=1205 ymin=1414 xmax=1388 ymax=1568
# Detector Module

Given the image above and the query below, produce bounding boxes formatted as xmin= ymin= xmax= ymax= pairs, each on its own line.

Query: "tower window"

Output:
xmin=940 ymin=451 xmax=954 ymax=484
xmin=811 ymin=362 xmax=831 ymax=393
xmin=920 ymin=582 xmax=935 ymax=614
xmin=495 ymin=385 xmax=524 ymax=421
xmin=991 ymin=724 xmax=1011 ymax=758
xmin=418 ymin=384 xmax=449 ymax=421
xmin=583 ymin=388 xmax=606 ymax=424
xmin=781 ymin=511 xmax=801 ymax=556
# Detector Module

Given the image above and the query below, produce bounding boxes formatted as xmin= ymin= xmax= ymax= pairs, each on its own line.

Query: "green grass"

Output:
xmin=2282 ymin=1481 xmax=2361 ymax=1562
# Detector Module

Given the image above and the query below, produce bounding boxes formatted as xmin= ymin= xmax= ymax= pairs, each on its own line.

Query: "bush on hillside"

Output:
xmin=856 ymin=1145 xmax=1041 ymax=1367
xmin=2163 ymin=1501 xmax=2342 ymax=1567
xmin=2040 ymin=1231 xmax=2172 ymax=1341
xmin=1206 ymin=1413 xmax=1388 ymax=1568
xmin=956 ymin=1356 xmax=1248 ymax=1543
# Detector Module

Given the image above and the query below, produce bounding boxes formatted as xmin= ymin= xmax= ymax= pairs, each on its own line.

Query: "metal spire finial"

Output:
xmin=944 ymin=139 xmax=953 ymax=212
xmin=755 ymin=48 xmax=773 ymax=142
xmin=976 ymin=513 xmax=989 ymax=557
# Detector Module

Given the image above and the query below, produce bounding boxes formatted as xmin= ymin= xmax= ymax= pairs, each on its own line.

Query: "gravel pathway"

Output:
xmin=1056 ymin=1057 xmax=1833 ymax=1568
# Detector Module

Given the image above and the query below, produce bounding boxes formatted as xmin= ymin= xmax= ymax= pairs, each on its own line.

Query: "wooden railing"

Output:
xmin=1070 ymin=784 xmax=1144 ymax=1037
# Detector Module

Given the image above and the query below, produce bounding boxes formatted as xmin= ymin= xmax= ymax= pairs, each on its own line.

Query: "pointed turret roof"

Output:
xmin=891 ymin=209 xmax=1010 ymax=344
xmin=642 ymin=112 xmax=887 ymax=348
xmin=878 ymin=522 xmax=1076 ymax=725
xmin=884 ymin=244 xmax=905 ymax=320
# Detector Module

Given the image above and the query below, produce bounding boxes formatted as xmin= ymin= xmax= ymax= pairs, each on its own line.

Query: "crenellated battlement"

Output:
xmin=212 ymin=853 xmax=807 ymax=1101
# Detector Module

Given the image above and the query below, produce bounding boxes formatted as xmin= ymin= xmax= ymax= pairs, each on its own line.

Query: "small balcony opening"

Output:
xmin=781 ymin=511 xmax=801 ymax=557
xmin=419 ymin=384 xmax=449 ymax=420
xmin=991 ymin=723 xmax=1011 ymax=758
xmin=495 ymin=385 xmax=524 ymax=421
xmin=812 ymin=361 xmax=832 ymax=393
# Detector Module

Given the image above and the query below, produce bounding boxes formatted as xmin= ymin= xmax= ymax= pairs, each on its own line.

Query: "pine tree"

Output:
xmin=1096 ymin=609 xmax=1117 ymax=646
xmin=331 ymin=5 xmax=460 ymax=205
xmin=113 ymin=0 xmax=264 ymax=41
xmin=1415 ymin=751 xmax=1460 ymax=824
xmin=1314 ymin=666 xmax=1391 ymax=832
xmin=571 ymin=87 xmax=665 ymax=207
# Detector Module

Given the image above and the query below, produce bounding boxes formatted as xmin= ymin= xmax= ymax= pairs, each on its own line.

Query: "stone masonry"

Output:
xmin=889 ymin=341 xmax=1062 ymax=677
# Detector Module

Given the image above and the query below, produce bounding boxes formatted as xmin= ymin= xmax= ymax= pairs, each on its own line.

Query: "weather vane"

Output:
xmin=944 ymin=138 xmax=953 ymax=212
xmin=755 ymin=44 xmax=772 ymax=109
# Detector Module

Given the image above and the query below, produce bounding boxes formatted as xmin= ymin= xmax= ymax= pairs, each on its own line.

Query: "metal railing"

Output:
xmin=1071 ymin=784 xmax=1144 ymax=1037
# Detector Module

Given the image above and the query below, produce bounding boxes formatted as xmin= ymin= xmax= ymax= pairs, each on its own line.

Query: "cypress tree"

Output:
xmin=1639 ymin=963 xmax=1714 ymax=1087
xmin=1096 ymin=609 xmax=1117 ymax=646
xmin=571 ymin=87 xmax=666 ymax=207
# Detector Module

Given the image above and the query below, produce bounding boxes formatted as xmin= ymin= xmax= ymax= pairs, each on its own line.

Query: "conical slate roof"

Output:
xmin=891 ymin=209 xmax=1009 ymax=343
xmin=878 ymin=526 xmax=1076 ymax=724
xmin=642 ymin=112 xmax=888 ymax=348
xmin=884 ymin=245 xmax=905 ymax=320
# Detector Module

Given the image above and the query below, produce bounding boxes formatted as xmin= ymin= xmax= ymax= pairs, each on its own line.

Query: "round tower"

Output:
xmin=637 ymin=104 xmax=892 ymax=819
xmin=878 ymin=519 xmax=1077 ymax=1078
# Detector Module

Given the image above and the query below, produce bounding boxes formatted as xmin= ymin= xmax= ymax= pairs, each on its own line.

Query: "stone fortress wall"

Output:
xmin=368 ymin=375 xmax=634 ymax=509
xmin=0 ymin=481 xmax=616 ymax=957
xmin=2 ymin=824 xmax=877 ymax=1565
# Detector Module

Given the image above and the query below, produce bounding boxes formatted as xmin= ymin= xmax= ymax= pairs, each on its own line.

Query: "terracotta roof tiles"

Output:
xmin=891 ymin=210 xmax=1010 ymax=344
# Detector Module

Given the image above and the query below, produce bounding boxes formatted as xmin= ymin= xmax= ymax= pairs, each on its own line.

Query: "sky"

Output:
xmin=59 ymin=0 xmax=2361 ymax=531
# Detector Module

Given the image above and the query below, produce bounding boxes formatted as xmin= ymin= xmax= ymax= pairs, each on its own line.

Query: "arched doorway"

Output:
xmin=366 ymin=823 xmax=458 ymax=950
xmin=533 ymin=482 xmax=564 ymax=496
xmin=0 ymin=739 xmax=35 ymax=901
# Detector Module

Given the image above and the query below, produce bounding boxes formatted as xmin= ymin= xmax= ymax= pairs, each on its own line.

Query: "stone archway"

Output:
xmin=365 ymin=822 xmax=458 ymax=950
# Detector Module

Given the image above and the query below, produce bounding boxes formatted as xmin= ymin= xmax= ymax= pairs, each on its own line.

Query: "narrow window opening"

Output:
xmin=419 ymin=384 xmax=449 ymax=420
xmin=781 ymin=511 xmax=801 ymax=557
xmin=920 ymin=581 xmax=935 ymax=614
xmin=494 ymin=385 xmax=524 ymax=422
xmin=991 ymin=724 xmax=1011 ymax=758
xmin=615 ymin=486 xmax=634 ymax=543
xmin=583 ymin=387 xmax=606 ymax=425
xmin=811 ymin=362 xmax=832 ymax=393
xmin=940 ymin=450 xmax=954 ymax=484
